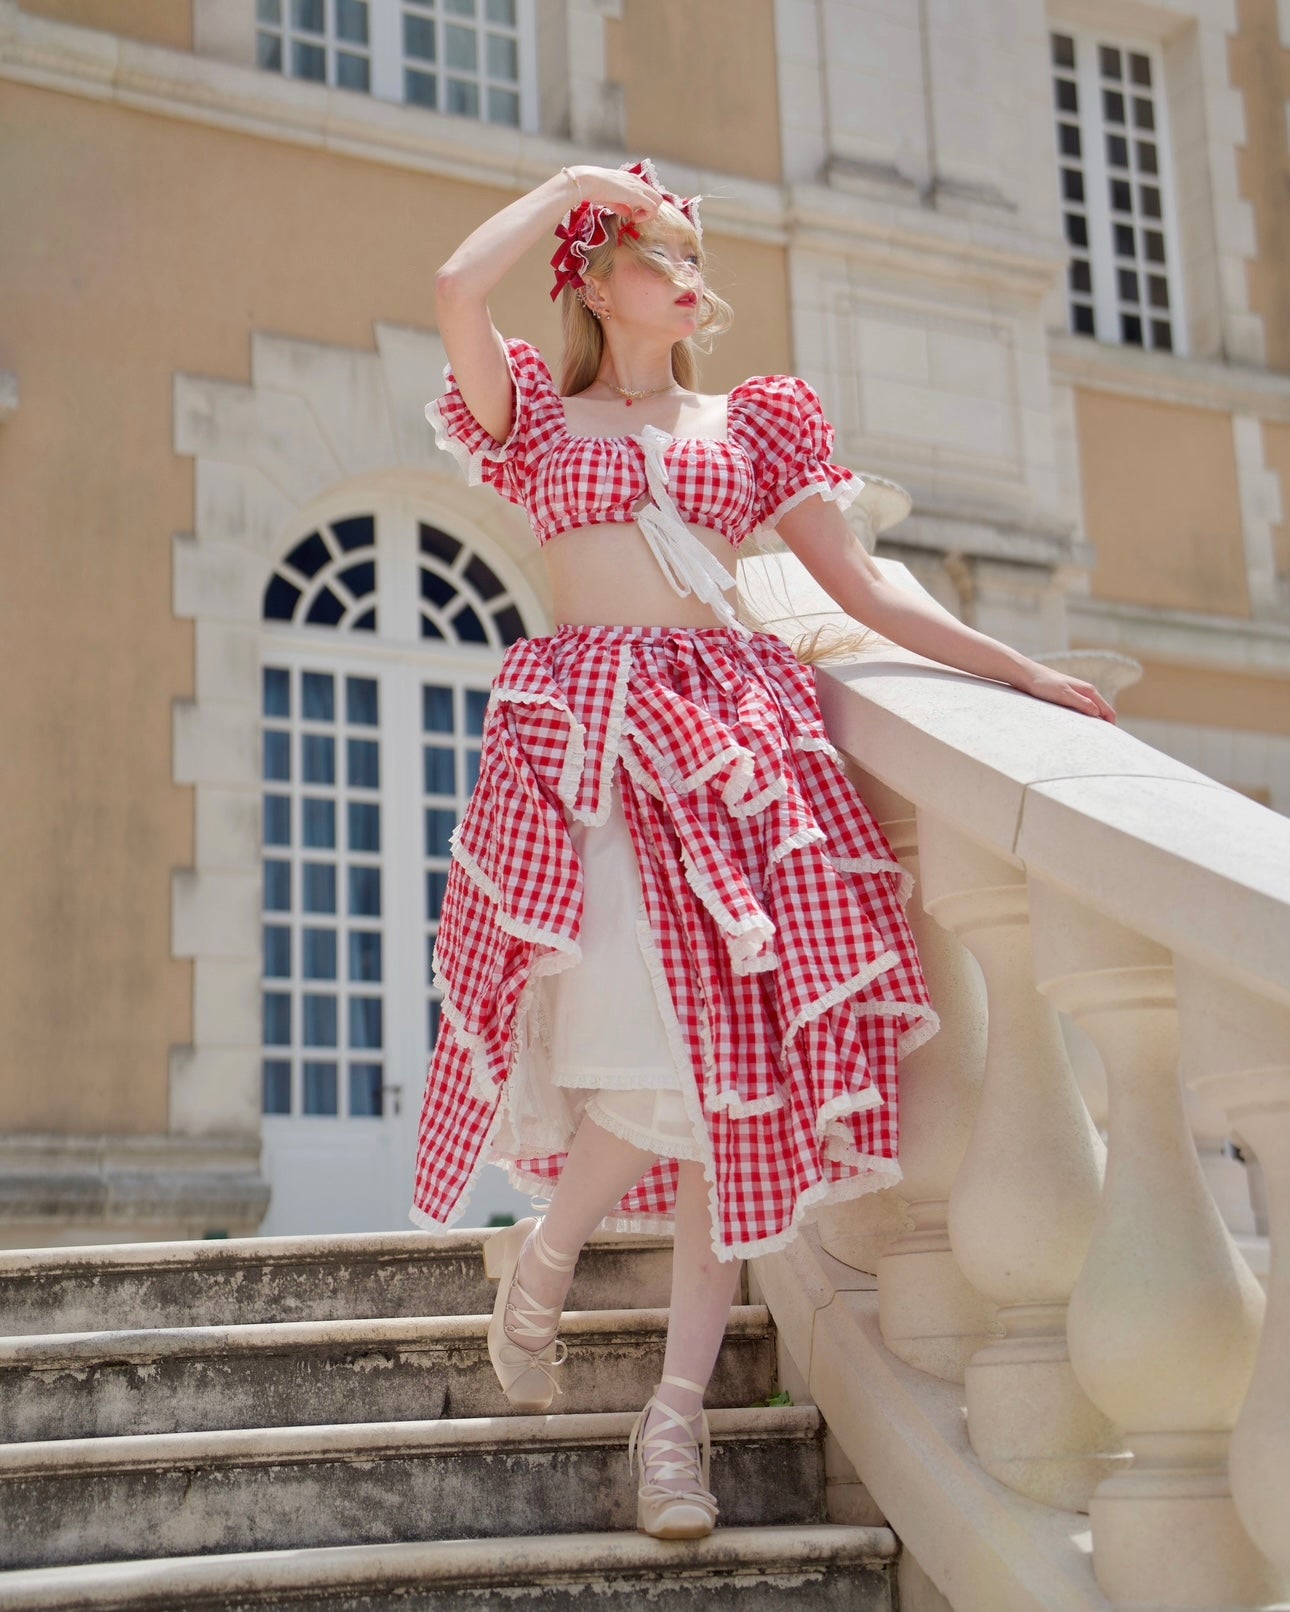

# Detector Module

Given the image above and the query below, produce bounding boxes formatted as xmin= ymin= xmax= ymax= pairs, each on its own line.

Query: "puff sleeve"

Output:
xmin=424 ymin=336 xmax=559 ymax=507
xmin=735 ymin=374 xmax=865 ymax=533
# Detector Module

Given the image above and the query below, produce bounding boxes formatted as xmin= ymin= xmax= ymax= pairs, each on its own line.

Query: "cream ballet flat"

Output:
xmin=482 ymin=1216 xmax=579 ymax=1412
xmin=626 ymin=1372 xmax=719 ymax=1539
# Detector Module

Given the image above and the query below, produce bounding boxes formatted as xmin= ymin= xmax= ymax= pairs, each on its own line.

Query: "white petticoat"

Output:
xmin=547 ymin=776 xmax=705 ymax=1164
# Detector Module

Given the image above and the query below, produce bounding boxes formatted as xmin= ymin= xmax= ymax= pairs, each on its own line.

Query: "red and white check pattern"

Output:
xmin=424 ymin=337 xmax=865 ymax=548
xmin=410 ymin=624 xmax=941 ymax=1260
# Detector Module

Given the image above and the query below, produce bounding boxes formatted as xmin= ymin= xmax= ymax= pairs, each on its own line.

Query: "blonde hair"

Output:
xmin=555 ymin=201 xmax=877 ymax=669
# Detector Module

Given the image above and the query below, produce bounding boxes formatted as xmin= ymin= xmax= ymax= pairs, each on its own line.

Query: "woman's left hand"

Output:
xmin=1011 ymin=661 xmax=1118 ymax=722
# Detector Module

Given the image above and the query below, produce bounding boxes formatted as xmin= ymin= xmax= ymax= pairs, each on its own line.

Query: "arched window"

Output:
xmin=256 ymin=506 xmax=534 ymax=1232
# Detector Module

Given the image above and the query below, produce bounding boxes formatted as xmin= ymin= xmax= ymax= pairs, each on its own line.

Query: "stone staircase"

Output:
xmin=0 ymin=1226 xmax=898 ymax=1608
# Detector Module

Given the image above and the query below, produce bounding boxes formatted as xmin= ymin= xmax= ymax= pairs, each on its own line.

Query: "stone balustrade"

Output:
xmin=740 ymin=550 xmax=1290 ymax=1612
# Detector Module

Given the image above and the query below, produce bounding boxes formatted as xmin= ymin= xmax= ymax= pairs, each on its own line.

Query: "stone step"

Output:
xmin=0 ymin=1229 xmax=688 ymax=1336
xmin=0 ymin=1305 xmax=778 ymax=1442
xmin=0 ymin=1524 xmax=898 ymax=1609
xmin=0 ymin=1406 xmax=828 ymax=1573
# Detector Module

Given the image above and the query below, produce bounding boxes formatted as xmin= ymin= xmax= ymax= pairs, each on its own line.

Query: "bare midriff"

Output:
xmin=544 ymin=515 xmax=739 ymax=629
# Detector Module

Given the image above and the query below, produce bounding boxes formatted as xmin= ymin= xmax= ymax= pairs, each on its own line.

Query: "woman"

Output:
xmin=411 ymin=158 xmax=1116 ymax=1542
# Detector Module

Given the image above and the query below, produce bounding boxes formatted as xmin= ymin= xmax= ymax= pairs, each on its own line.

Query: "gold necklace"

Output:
xmin=601 ymin=379 xmax=682 ymax=408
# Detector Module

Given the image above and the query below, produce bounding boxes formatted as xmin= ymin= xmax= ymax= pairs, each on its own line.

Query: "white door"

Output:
xmin=255 ymin=503 xmax=543 ymax=1233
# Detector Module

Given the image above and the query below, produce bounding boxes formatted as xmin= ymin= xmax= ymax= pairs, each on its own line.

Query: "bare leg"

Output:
xmin=642 ymin=1157 xmax=745 ymax=1496
xmin=506 ymin=1108 xmax=658 ymax=1350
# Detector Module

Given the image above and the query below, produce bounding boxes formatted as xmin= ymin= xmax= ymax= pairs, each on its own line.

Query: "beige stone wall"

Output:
xmin=606 ymin=0 xmax=783 ymax=184
xmin=0 ymin=74 xmax=789 ymax=1138
xmin=1229 ymin=0 xmax=1290 ymax=374
xmin=1072 ymin=387 xmax=1251 ymax=617
xmin=16 ymin=0 xmax=192 ymax=49
xmin=1111 ymin=657 xmax=1290 ymax=735
xmin=1263 ymin=418 xmax=1290 ymax=582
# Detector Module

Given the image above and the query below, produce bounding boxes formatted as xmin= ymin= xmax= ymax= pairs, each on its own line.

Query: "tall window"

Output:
xmin=259 ymin=510 xmax=530 ymax=1127
xmin=1050 ymin=29 xmax=1182 ymax=353
xmin=255 ymin=0 xmax=534 ymax=130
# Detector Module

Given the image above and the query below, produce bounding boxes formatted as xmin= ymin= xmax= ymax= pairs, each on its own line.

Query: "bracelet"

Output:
xmin=560 ymin=165 xmax=583 ymax=204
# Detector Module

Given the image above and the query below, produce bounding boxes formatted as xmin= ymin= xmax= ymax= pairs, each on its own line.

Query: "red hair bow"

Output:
xmin=549 ymin=157 xmax=703 ymax=303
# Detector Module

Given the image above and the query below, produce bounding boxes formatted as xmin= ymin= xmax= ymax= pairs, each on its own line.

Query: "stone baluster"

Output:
xmin=1176 ymin=957 xmax=1290 ymax=1595
xmin=918 ymin=816 xmax=1122 ymax=1509
xmin=818 ymin=768 xmax=998 ymax=1382
xmin=1028 ymin=879 xmax=1277 ymax=1609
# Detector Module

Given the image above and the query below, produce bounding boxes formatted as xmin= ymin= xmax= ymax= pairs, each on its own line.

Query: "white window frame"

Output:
xmin=1049 ymin=23 xmax=1188 ymax=356
xmin=255 ymin=0 xmax=538 ymax=134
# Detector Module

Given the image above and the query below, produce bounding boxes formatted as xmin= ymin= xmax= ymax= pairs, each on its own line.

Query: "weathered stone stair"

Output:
xmin=0 ymin=1227 xmax=897 ymax=1608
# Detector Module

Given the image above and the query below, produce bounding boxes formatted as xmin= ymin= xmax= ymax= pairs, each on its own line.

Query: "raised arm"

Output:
xmin=433 ymin=166 xmax=660 ymax=443
xmin=775 ymin=497 xmax=1118 ymax=722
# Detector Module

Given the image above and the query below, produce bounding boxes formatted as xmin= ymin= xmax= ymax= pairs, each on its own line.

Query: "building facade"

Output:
xmin=1 ymin=0 xmax=1287 ymax=1244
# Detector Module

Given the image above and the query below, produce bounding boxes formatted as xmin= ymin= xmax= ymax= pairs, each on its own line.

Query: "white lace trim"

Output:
xmin=581 ymin=1096 xmax=706 ymax=1164
xmin=446 ymin=840 xmax=579 ymax=951
xmin=707 ymin=1088 xmax=786 ymax=1117
xmin=424 ymin=355 xmax=523 ymax=486
xmin=489 ymin=687 xmax=587 ymax=812
xmin=495 ymin=1149 xmax=904 ymax=1261
xmin=779 ymin=950 xmax=901 ymax=1062
xmin=751 ymin=472 xmax=866 ymax=545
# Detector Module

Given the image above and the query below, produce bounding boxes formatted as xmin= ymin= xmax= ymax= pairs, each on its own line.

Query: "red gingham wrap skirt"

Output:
xmin=408 ymin=622 xmax=940 ymax=1261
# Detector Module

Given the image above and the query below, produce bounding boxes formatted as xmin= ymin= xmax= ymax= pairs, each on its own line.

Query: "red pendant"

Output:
xmin=624 ymin=397 xmax=633 ymax=406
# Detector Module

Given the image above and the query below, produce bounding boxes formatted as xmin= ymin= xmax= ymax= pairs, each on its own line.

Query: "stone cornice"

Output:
xmin=1067 ymin=592 xmax=1290 ymax=677
xmin=0 ymin=0 xmax=1067 ymax=288
xmin=1050 ymin=331 xmax=1290 ymax=421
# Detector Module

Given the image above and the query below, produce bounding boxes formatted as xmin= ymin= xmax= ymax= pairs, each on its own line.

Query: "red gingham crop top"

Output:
xmin=424 ymin=336 xmax=865 ymax=551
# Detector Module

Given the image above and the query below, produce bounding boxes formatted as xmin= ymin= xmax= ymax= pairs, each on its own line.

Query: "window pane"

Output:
xmin=427 ymin=869 xmax=450 ymax=921
xmin=464 ymin=688 xmax=489 ymax=735
xmin=303 ymin=862 xmax=337 ymax=913
xmin=293 ymin=0 xmax=324 ymax=29
xmin=406 ymin=67 xmax=437 ymax=107
xmin=264 ymin=992 xmax=292 ymax=1045
xmin=425 ymin=806 xmax=456 ymax=857
xmin=337 ymin=52 xmax=370 ymax=91
xmin=263 ymin=669 xmax=290 ymax=719
xmin=264 ymin=730 xmax=291 ymax=782
xmin=302 ymin=671 xmax=335 ymax=721
xmin=446 ymin=76 xmax=480 ymax=115
xmin=265 ymin=860 xmax=292 ymax=911
xmin=303 ymin=1061 xmax=338 ymax=1115
xmin=405 ymin=12 xmax=436 ymax=61
xmin=350 ymin=930 xmax=382 ymax=982
xmin=348 ymin=738 xmax=380 ymax=789
xmin=256 ymin=32 xmax=284 ymax=71
xmin=302 ymin=927 xmax=337 ymax=980
xmin=349 ymin=865 xmax=382 ymax=917
xmin=292 ymin=38 xmax=326 ymax=79
xmin=445 ymin=24 xmax=477 ymax=70
xmin=303 ymin=796 xmax=336 ymax=848
xmin=337 ymin=0 xmax=368 ymax=42
xmin=303 ymin=734 xmax=335 ymax=785
xmin=444 ymin=0 xmax=476 ymax=13
xmin=264 ymin=794 xmax=291 ymax=845
xmin=486 ymin=31 xmax=518 ymax=79
xmin=347 ymin=675 xmax=378 ymax=726
xmin=487 ymin=86 xmax=520 ymax=126
xmin=424 ymin=745 xmax=456 ymax=794
xmin=258 ymin=0 xmax=282 ymax=21
xmin=264 ymin=924 xmax=292 ymax=977
xmin=262 ymin=1058 xmax=291 ymax=1115
xmin=423 ymin=685 xmax=454 ymax=733
xmin=303 ymin=993 xmax=338 ymax=1046
xmin=349 ymin=800 xmax=381 ymax=853
xmin=349 ymin=1063 xmax=383 ymax=1116
xmin=349 ymin=996 xmax=383 ymax=1049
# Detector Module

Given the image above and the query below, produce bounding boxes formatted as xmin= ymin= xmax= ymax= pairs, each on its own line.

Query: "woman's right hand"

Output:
xmin=565 ymin=166 xmax=662 ymax=227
